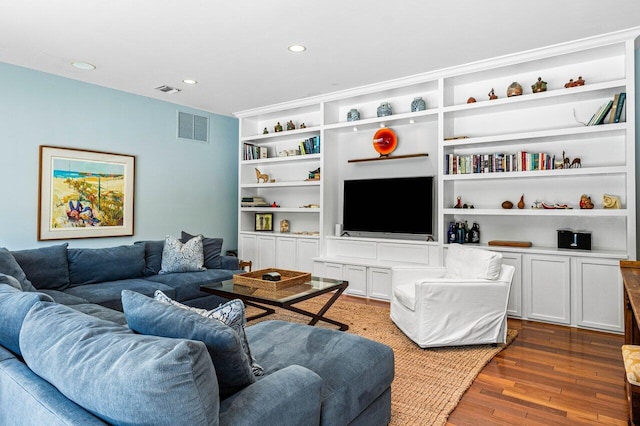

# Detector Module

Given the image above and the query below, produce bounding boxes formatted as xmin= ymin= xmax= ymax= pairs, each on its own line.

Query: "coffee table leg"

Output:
xmin=285 ymin=284 xmax=349 ymax=331
xmin=243 ymin=300 xmax=276 ymax=321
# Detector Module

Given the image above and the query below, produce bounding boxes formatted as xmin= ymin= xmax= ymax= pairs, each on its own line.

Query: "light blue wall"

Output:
xmin=0 ymin=62 xmax=239 ymax=251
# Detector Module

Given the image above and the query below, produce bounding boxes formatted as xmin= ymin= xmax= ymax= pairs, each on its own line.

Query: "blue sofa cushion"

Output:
xmin=246 ymin=320 xmax=395 ymax=425
xmin=68 ymin=244 xmax=145 ymax=286
xmin=144 ymin=268 xmax=236 ymax=301
xmin=122 ymin=289 xmax=255 ymax=398
xmin=11 ymin=243 xmax=70 ymax=291
xmin=64 ymin=278 xmax=175 ymax=311
xmin=154 ymin=290 xmax=263 ymax=376
xmin=0 ymin=247 xmax=37 ymax=292
xmin=20 ymin=302 xmax=220 ymax=425
xmin=182 ymin=231 xmax=223 ymax=269
xmin=0 ymin=272 xmax=22 ymax=290
xmin=134 ymin=240 xmax=165 ymax=276
xmin=0 ymin=284 xmax=54 ymax=356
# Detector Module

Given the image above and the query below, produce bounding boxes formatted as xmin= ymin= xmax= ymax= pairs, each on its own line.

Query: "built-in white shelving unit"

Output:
xmin=234 ymin=28 xmax=639 ymax=333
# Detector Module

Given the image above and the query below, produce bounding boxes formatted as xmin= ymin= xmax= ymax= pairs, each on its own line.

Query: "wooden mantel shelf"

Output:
xmin=347 ymin=153 xmax=429 ymax=163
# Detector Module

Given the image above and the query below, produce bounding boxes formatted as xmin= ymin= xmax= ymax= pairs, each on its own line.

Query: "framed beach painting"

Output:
xmin=38 ymin=146 xmax=135 ymax=240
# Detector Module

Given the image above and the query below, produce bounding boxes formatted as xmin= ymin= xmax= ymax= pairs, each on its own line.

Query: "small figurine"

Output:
xmin=488 ymin=89 xmax=497 ymax=100
xmin=255 ymin=168 xmax=269 ymax=183
xmin=274 ymin=122 xmax=283 ymax=132
xmin=454 ymin=196 xmax=463 ymax=208
xmin=467 ymin=97 xmax=476 ymax=103
xmin=280 ymin=219 xmax=290 ymax=233
xmin=263 ymin=127 xmax=269 ymax=134
xmin=507 ymin=82 xmax=523 ymax=97
xmin=570 ymin=157 xmax=581 ymax=168
xmin=517 ymin=194 xmax=525 ymax=209
xmin=562 ymin=151 xmax=571 ymax=169
xmin=286 ymin=120 xmax=295 ymax=130
xmin=603 ymin=194 xmax=621 ymax=209
xmin=565 ymin=76 xmax=585 ymax=88
xmin=580 ymin=194 xmax=594 ymax=209
xmin=300 ymin=123 xmax=306 ymax=128
xmin=531 ymin=200 xmax=543 ymax=209
xmin=531 ymin=77 xmax=547 ymax=93
xmin=271 ymin=201 xmax=280 ymax=208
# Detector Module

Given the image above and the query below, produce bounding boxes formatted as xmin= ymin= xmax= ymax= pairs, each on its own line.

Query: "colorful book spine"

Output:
xmin=614 ymin=92 xmax=626 ymax=123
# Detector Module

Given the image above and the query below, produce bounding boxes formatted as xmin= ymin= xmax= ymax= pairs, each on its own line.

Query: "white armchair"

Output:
xmin=390 ymin=244 xmax=515 ymax=348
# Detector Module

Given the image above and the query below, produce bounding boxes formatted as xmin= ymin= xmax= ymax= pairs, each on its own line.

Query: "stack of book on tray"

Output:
xmin=587 ymin=92 xmax=626 ymax=126
xmin=241 ymin=196 xmax=270 ymax=207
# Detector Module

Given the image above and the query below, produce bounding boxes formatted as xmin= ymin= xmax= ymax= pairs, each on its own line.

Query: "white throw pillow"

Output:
xmin=159 ymin=235 xmax=206 ymax=274
xmin=154 ymin=290 xmax=263 ymax=376
xmin=445 ymin=244 xmax=503 ymax=280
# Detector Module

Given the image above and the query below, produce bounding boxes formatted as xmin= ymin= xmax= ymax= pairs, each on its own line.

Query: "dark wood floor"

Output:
xmin=342 ymin=296 xmax=628 ymax=425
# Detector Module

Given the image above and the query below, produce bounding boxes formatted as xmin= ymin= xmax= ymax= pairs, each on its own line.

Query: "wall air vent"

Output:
xmin=154 ymin=85 xmax=181 ymax=94
xmin=178 ymin=111 xmax=209 ymax=142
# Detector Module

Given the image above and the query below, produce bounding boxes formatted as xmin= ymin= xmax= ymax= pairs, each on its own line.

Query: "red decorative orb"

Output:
xmin=372 ymin=128 xmax=397 ymax=156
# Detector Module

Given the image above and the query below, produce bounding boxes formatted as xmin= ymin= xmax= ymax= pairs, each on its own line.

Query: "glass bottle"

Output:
xmin=470 ymin=222 xmax=481 ymax=243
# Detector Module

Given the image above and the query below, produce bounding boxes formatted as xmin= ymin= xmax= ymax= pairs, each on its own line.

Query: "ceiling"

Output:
xmin=2 ymin=1 xmax=640 ymax=117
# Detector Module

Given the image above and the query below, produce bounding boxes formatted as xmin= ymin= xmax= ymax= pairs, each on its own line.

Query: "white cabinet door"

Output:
xmin=524 ymin=254 xmax=571 ymax=324
xmin=238 ymin=234 xmax=256 ymax=265
xmin=256 ymin=235 xmax=276 ymax=270
xmin=276 ymin=237 xmax=297 ymax=270
xmin=368 ymin=267 xmax=392 ymax=301
xmin=502 ymin=253 xmax=523 ymax=318
xmin=343 ymin=264 xmax=367 ymax=297
xmin=323 ymin=263 xmax=344 ymax=280
xmin=296 ymin=238 xmax=319 ymax=273
xmin=574 ymin=257 xmax=623 ymax=332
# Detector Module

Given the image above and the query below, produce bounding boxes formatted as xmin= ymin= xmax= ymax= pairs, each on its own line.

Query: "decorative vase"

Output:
xmin=507 ymin=82 xmax=523 ymax=97
xmin=347 ymin=108 xmax=360 ymax=122
xmin=410 ymin=97 xmax=426 ymax=112
xmin=377 ymin=102 xmax=392 ymax=117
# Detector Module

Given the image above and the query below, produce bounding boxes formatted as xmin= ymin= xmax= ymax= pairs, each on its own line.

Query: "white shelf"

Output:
xmin=443 ymin=208 xmax=628 ymax=217
xmin=241 ymin=126 xmax=321 ymax=142
xmin=240 ymin=207 xmax=320 ymax=213
xmin=241 ymin=153 xmax=321 ymax=165
xmin=241 ymin=181 xmax=320 ymax=189
xmin=442 ymin=166 xmax=626 ymax=180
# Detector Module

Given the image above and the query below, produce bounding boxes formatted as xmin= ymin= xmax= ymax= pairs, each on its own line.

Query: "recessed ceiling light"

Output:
xmin=71 ymin=61 xmax=96 ymax=70
xmin=183 ymin=79 xmax=198 ymax=85
xmin=288 ymin=44 xmax=306 ymax=53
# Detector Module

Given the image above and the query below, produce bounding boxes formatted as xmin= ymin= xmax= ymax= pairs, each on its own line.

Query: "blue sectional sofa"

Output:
xmin=0 ymin=241 xmax=395 ymax=425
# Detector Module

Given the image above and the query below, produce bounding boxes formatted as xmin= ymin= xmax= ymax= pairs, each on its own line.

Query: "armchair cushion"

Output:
xmin=445 ymin=243 xmax=502 ymax=280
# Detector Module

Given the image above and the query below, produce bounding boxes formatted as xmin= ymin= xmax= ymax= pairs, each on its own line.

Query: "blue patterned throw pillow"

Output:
xmin=159 ymin=235 xmax=206 ymax=274
xmin=154 ymin=290 xmax=263 ymax=376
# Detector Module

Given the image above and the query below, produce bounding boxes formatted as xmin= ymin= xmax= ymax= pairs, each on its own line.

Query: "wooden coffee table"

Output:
xmin=200 ymin=276 xmax=349 ymax=330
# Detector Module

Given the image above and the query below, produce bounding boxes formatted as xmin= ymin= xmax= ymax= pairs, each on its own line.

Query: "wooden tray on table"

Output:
xmin=233 ymin=268 xmax=312 ymax=290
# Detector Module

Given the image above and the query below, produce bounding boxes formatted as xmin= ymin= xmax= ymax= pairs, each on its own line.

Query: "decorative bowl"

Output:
xmin=372 ymin=128 xmax=397 ymax=156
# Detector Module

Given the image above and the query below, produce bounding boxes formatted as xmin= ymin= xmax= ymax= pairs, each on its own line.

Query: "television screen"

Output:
xmin=343 ymin=176 xmax=433 ymax=235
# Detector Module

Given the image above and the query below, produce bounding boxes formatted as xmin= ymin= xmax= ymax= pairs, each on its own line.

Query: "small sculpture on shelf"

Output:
xmin=467 ymin=97 xmax=476 ymax=103
xmin=453 ymin=196 xmax=463 ymax=208
xmin=255 ymin=168 xmax=269 ymax=183
xmin=565 ymin=76 xmax=585 ymax=88
xmin=517 ymin=194 xmax=525 ymax=209
xmin=570 ymin=157 xmax=581 ymax=168
xmin=488 ymin=88 xmax=498 ymax=100
xmin=501 ymin=200 xmax=514 ymax=209
xmin=300 ymin=122 xmax=307 ymax=128
xmin=603 ymin=194 xmax=621 ymax=209
xmin=347 ymin=108 xmax=360 ymax=122
xmin=306 ymin=167 xmax=320 ymax=180
xmin=280 ymin=219 xmax=290 ymax=233
xmin=507 ymin=82 xmax=523 ymax=97
xmin=410 ymin=97 xmax=426 ymax=112
xmin=286 ymin=120 xmax=295 ymax=130
xmin=270 ymin=201 xmax=280 ymax=208
xmin=263 ymin=127 xmax=269 ymax=134
xmin=580 ymin=194 xmax=594 ymax=209
xmin=274 ymin=122 xmax=283 ymax=132
xmin=531 ymin=77 xmax=547 ymax=93
xmin=377 ymin=102 xmax=392 ymax=117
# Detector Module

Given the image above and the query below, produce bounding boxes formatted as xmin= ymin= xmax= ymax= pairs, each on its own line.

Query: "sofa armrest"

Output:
xmin=220 ymin=255 xmax=239 ymax=270
xmin=219 ymin=365 xmax=322 ymax=426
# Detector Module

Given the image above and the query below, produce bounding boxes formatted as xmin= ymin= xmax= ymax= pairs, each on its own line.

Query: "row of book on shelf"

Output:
xmin=445 ymin=152 xmax=557 ymax=175
xmin=242 ymin=136 xmax=321 ymax=160
xmin=587 ymin=92 xmax=626 ymax=126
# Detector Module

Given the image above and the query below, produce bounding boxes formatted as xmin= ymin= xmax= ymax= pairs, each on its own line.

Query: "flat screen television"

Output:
xmin=342 ymin=176 xmax=434 ymax=236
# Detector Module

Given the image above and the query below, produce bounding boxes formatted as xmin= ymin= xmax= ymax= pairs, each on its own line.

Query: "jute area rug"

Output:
xmin=246 ymin=296 xmax=517 ymax=426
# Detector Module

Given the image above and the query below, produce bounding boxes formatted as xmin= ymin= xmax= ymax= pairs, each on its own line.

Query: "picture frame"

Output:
xmin=38 ymin=145 xmax=135 ymax=240
xmin=254 ymin=213 xmax=273 ymax=232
